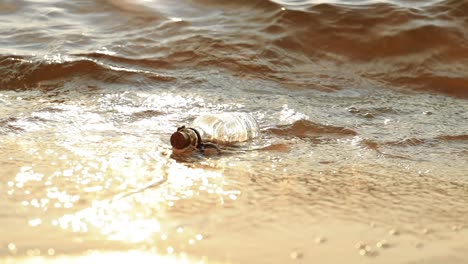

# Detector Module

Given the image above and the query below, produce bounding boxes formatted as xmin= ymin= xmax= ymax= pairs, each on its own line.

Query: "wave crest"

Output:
xmin=0 ymin=55 xmax=174 ymax=91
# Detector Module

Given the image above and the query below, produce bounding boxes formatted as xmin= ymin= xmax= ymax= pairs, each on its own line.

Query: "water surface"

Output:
xmin=1 ymin=0 xmax=468 ymax=263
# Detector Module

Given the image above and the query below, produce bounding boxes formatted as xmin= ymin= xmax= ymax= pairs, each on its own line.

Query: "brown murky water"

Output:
xmin=1 ymin=0 xmax=468 ymax=263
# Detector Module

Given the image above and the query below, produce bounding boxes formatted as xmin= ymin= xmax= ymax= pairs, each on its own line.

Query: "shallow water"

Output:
xmin=1 ymin=0 xmax=468 ymax=263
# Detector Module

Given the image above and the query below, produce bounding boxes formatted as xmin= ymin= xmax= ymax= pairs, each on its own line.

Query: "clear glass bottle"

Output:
xmin=170 ymin=112 xmax=260 ymax=153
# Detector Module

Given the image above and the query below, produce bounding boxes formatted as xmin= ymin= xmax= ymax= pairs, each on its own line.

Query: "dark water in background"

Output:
xmin=2 ymin=0 xmax=468 ymax=97
xmin=1 ymin=0 xmax=468 ymax=263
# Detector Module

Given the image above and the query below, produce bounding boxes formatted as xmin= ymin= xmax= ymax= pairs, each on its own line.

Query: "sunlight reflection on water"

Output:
xmin=52 ymin=158 xmax=233 ymax=244
xmin=3 ymin=250 xmax=219 ymax=264
xmin=1 ymin=79 xmax=467 ymax=263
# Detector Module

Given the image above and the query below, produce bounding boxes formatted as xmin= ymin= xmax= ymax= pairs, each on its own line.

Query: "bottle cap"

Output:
xmin=170 ymin=131 xmax=190 ymax=149
xmin=170 ymin=128 xmax=199 ymax=150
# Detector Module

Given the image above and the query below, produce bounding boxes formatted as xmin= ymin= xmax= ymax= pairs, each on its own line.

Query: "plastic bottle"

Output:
xmin=170 ymin=112 xmax=260 ymax=152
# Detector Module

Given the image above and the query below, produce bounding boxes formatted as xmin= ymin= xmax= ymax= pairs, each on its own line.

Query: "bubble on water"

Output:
xmin=47 ymin=248 xmax=55 ymax=256
xmin=389 ymin=229 xmax=399 ymax=236
xmin=290 ymin=251 xmax=303 ymax=259
xmin=376 ymin=240 xmax=389 ymax=249
xmin=7 ymin=243 xmax=17 ymax=254
xmin=195 ymin=234 xmax=203 ymax=241
xmin=358 ymin=246 xmax=376 ymax=257
xmin=315 ymin=236 xmax=326 ymax=244
xmin=421 ymin=228 xmax=430 ymax=235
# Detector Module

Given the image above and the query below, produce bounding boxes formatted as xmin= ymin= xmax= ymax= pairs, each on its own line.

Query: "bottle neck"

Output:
xmin=170 ymin=126 xmax=202 ymax=151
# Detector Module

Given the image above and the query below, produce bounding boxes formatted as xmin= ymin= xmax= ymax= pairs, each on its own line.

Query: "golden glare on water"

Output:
xmin=11 ymin=141 xmax=235 ymax=244
xmin=2 ymin=0 xmax=468 ymax=261
xmin=2 ymin=250 xmax=220 ymax=264
xmin=1 ymin=78 xmax=468 ymax=264
xmin=3 ymin=118 xmax=238 ymax=260
xmin=1 ymin=89 xmax=245 ymax=263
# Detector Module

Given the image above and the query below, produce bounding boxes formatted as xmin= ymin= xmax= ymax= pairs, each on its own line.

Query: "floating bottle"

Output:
xmin=170 ymin=112 xmax=260 ymax=153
